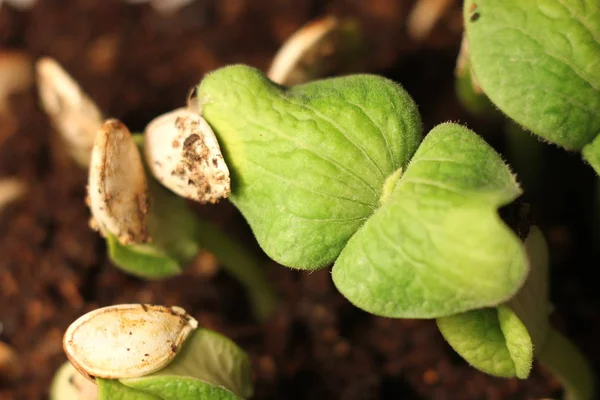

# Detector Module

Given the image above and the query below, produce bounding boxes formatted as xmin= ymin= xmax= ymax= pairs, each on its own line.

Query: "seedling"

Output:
xmin=60 ymin=304 xmax=253 ymax=400
xmin=195 ymin=64 xmax=527 ymax=318
xmin=36 ymin=58 xmax=278 ymax=320
xmin=462 ymin=0 xmax=600 ymax=174
xmin=190 ymin=64 xmax=594 ymax=398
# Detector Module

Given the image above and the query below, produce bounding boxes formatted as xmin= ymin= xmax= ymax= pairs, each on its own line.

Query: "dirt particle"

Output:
xmin=183 ymin=133 xmax=200 ymax=149
xmin=470 ymin=12 xmax=480 ymax=22
xmin=423 ymin=369 xmax=439 ymax=385
xmin=469 ymin=3 xmax=477 ymax=12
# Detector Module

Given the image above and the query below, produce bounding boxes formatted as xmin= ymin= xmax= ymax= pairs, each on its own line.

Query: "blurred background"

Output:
xmin=0 ymin=0 xmax=598 ymax=399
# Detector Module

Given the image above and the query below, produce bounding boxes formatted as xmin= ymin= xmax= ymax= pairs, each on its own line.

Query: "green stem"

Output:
xmin=537 ymin=328 xmax=595 ymax=400
xmin=193 ymin=220 xmax=279 ymax=322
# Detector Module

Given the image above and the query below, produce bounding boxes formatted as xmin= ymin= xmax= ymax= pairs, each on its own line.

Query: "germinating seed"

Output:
xmin=144 ymin=107 xmax=231 ymax=204
xmin=267 ymin=16 xmax=343 ymax=86
xmin=63 ymin=304 xmax=198 ymax=381
xmin=36 ymin=57 xmax=103 ymax=167
xmin=88 ymin=119 xmax=149 ymax=245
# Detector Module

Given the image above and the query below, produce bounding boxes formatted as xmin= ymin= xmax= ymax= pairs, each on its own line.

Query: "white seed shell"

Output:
xmin=36 ymin=57 xmax=104 ymax=167
xmin=267 ymin=16 xmax=342 ymax=86
xmin=64 ymin=304 xmax=199 ymax=381
xmin=88 ymin=119 xmax=149 ymax=245
xmin=144 ymin=107 xmax=230 ymax=204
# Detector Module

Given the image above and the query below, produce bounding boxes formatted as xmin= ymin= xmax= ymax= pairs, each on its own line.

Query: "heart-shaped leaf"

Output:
xmin=197 ymin=65 xmax=422 ymax=269
xmin=464 ymin=0 xmax=600 ymax=151
xmin=332 ymin=123 xmax=527 ymax=318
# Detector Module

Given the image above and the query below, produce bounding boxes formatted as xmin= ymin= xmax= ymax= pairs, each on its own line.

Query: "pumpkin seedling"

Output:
xmin=438 ymin=227 xmax=594 ymax=400
xmin=60 ymin=304 xmax=253 ymax=400
xmin=35 ymin=58 xmax=278 ymax=320
xmin=86 ymin=117 xmax=277 ymax=319
xmin=194 ymin=64 xmax=527 ymax=319
xmin=462 ymin=0 xmax=600 ymax=174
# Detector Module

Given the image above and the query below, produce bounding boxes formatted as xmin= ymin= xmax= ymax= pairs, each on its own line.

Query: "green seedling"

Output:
xmin=195 ymin=64 xmax=527 ymax=319
xmin=35 ymin=57 xmax=278 ymax=321
xmin=193 ymin=65 xmax=593 ymax=397
xmin=438 ymin=227 xmax=594 ymax=400
xmin=59 ymin=304 xmax=253 ymax=400
xmin=463 ymin=0 xmax=600 ymax=174
xmin=86 ymin=119 xmax=277 ymax=320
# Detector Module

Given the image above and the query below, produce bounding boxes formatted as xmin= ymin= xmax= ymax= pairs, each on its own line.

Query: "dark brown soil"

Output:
xmin=1 ymin=1 xmax=598 ymax=399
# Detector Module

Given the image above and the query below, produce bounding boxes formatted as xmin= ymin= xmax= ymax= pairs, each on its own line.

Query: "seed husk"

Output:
xmin=267 ymin=16 xmax=363 ymax=86
xmin=63 ymin=304 xmax=198 ymax=381
xmin=36 ymin=57 xmax=104 ymax=167
xmin=88 ymin=119 xmax=149 ymax=245
xmin=144 ymin=107 xmax=230 ymax=204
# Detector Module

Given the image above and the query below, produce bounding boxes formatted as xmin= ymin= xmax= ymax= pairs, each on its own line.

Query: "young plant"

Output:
xmin=462 ymin=0 xmax=600 ymax=174
xmin=59 ymin=304 xmax=253 ymax=400
xmin=36 ymin=58 xmax=278 ymax=321
xmin=191 ymin=64 xmax=594 ymax=398
xmin=195 ymin=64 xmax=527 ymax=318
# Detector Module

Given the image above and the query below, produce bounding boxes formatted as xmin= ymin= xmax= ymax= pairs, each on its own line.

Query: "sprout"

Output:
xmin=62 ymin=304 xmax=253 ymax=400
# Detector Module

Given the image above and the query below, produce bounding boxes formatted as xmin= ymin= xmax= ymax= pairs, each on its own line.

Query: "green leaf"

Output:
xmin=436 ymin=306 xmax=533 ymax=378
xmin=106 ymin=172 xmax=202 ymax=279
xmin=464 ymin=0 xmax=600 ymax=150
xmin=582 ymin=134 xmax=600 ymax=175
xmin=121 ymin=329 xmax=252 ymax=399
xmin=122 ymin=376 xmax=241 ymax=400
xmin=332 ymin=123 xmax=527 ymax=318
xmin=436 ymin=227 xmax=552 ymax=379
xmin=198 ymin=65 xmax=422 ymax=269
xmin=97 ymin=378 xmax=160 ymax=400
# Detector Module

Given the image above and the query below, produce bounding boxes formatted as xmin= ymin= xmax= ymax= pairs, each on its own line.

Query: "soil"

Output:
xmin=1 ymin=1 xmax=598 ymax=399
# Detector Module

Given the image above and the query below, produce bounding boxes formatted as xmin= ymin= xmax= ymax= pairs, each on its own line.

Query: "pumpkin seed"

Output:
xmin=64 ymin=304 xmax=198 ymax=381
xmin=144 ymin=107 xmax=230 ymax=204
xmin=88 ymin=119 xmax=149 ymax=245
xmin=36 ymin=57 xmax=103 ymax=167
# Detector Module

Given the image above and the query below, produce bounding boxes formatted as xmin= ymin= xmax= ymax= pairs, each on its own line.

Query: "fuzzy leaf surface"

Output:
xmin=332 ymin=123 xmax=527 ymax=318
xmin=198 ymin=65 xmax=422 ymax=269
xmin=465 ymin=0 xmax=600 ymax=150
